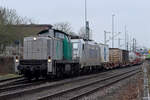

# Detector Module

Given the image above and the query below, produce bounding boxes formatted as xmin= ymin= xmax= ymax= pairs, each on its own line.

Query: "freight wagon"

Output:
xmin=102 ymin=48 xmax=129 ymax=69
xmin=129 ymin=51 xmax=142 ymax=65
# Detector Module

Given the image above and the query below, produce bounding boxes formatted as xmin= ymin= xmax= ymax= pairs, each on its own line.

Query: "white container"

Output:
xmin=129 ymin=52 xmax=137 ymax=62
xmin=99 ymin=43 xmax=109 ymax=63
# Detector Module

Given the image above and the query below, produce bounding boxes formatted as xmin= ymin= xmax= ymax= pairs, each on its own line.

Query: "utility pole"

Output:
xmin=132 ymin=38 xmax=134 ymax=52
xmin=104 ymin=31 xmax=107 ymax=45
xmin=118 ymin=38 xmax=123 ymax=49
xmin=127 ymin=32 xmax=129 ymax=51
xmin=85 ymin=0 xmax=89 ymax=40
xmin=104 ymin=31 xmax=110 ymax=45
xmin=132 ymin=38 xmax=136 ymax=52
xmin=135 ymin=39 xmax=136 ymax=52
xmin=85 ymin=0 xmax=87 ymax=23
xmin=125 ymin=25 xmax=127 ymax=50
xmin=127 ymin=42 xmax=129 ymax=51
xmin=112 ymin=14 xmax=115 ymax=48
xmin=118 ymin=38 xmax=121 ymax=49
xmin=129 ymin=35 xmax=132 ymax=52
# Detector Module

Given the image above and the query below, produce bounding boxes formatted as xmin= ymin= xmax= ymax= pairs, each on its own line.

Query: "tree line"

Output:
xmin=0 ymin=6 xmax=92 ymax=54
xmin=0 ymin=7 xmax=35 ymax=53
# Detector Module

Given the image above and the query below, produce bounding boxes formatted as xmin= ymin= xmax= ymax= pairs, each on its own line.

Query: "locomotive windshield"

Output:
xmin=38 ymin=29 xmax=70 ymax=40
xmin=38 ymin=29 xmax=54 ymax=37
xmin=55 ymin=31 xmax=65 ymax=39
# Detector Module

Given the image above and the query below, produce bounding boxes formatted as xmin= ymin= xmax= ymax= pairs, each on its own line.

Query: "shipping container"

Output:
xmin=99 ymin=43 xmax=109 ymax=63
xmin=122 ymin=50 xmax=129 ymax=62
xmin=109 ymin=48 xmax=129 ymax=63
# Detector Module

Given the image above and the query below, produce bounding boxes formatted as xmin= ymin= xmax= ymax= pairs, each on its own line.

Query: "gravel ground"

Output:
xmin=1 ymin=66 xmax=140 ymax=100
xmin=78 ymin=68 xmax=143 ymax=100
xmin=146 ymin=61 xmax=150 ymax=93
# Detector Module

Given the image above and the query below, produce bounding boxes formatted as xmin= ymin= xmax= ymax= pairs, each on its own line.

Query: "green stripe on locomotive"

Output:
xmin=63 ymin=36 xmax=72 ymax=60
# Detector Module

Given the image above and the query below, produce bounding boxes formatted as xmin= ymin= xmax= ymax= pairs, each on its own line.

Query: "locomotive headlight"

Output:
xmin=16 ymin=59 xmax=19 ymax=63
xmin=48 ymin=56 xmax=51 ymax=63
xmin=33 ymin=37 xmax=37 ymax=41
xmin=15 ymin=56 xmax=19 ymax=63
xmin=48 ymin=59 xmax=51 ymax=63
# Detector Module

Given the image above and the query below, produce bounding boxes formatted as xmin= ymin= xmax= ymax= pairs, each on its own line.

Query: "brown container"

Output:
xmin=109 ymin=48 xmax=129 ymax=63
xmin=122 ymin=50 xmax=129 ymax=63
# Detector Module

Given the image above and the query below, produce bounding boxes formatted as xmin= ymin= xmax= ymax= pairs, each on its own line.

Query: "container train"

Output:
xmin=15 ymin=29 xmax=142 ymax=79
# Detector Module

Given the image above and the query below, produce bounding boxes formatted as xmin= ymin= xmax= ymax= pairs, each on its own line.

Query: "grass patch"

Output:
xmin=0 ymin=74 xmax=21 ymax=81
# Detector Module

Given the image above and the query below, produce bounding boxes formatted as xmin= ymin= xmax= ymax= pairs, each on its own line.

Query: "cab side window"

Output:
xmin=55 ymin=32 xmax=65 ymax=39
xmin=82 ymin=44 xmax=84 ymax=50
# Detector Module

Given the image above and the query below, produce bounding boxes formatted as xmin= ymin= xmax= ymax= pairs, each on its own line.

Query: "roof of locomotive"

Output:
xmin=37 ymin=29 xmax=94 ymax=42
xmin=38 ymin=29 xmax=69 ymax=36
xmin=71 ymin=39 xmax=99 ymax=46
xmin=98 ymin=43 xmax=109 ymax=47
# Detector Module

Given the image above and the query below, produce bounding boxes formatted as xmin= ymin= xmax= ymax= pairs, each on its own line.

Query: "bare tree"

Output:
xmin=0 ymin=7 xmax=35 ymax=25
xmin=53 ymin=22 xmax=73 ymax=35
xmin=78 ymin=26 xmax=92 ymax=39
xmin=0 ymin=7 xmax=35 ymax=54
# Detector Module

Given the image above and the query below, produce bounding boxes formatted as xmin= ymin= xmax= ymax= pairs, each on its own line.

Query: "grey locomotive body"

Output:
xmin=71 ymin=39 xmax=102 ymax=71
xmin=16 ymin=29 xmax=79 ymax=79
xmin=18 ymin=36 xmax=63 ymax=78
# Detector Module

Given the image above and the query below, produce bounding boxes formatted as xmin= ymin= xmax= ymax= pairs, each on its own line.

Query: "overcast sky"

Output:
xmin=0 ymin=0 xmax=150 ymax=48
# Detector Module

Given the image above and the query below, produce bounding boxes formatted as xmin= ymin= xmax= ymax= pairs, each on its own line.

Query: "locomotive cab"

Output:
xmin=16 ymin=29 xmax=73 ymax=79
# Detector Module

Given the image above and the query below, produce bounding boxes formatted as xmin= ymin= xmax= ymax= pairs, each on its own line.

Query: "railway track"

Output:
xmin=0 ymin=65 xmax=141 ymax=100
xmin=0 ymin=76 xmax=25 ymax=89
xmin=0 ymin=76 xmax=23 ymax=83
xmin=0 ymin=79 xmax=46 ymax=93
xmin=38 ymin=67 xmax=141 ymax=100
xmin=0 ymin=71 xmax=108 ymax=94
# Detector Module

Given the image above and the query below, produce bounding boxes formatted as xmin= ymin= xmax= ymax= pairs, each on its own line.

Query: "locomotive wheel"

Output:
xmin=35 ymin=76 xmax=39 ymax=80
xmin=56 ymin=65 xmax=63 ymax=79
xmin=27 ymin=76 xmax=33 ymax=81
xmin=75 ymin=64 xmax=80 ymax=76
